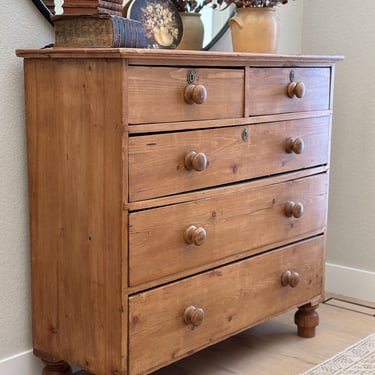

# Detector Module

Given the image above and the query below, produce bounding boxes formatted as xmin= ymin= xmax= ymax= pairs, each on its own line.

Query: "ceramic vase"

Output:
xmin=177 ymin=13 xmax=204 ymax=50
xmin=229 ymin=7 xmax=280 ymax=53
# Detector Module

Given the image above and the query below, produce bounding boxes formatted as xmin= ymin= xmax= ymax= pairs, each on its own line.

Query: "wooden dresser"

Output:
xmin=17 ymin=49 xmax=341 ymax=375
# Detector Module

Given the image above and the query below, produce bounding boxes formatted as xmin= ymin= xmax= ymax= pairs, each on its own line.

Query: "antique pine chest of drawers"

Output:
xmin=16 ymin=48 xmax=341 ymax=375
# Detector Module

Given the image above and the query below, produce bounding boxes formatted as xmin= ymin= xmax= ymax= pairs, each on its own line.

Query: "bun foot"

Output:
xmin=294 ymin=303 xmax=319 ymax=338
xmin=42 ymin=359 xmax=72 ymax=375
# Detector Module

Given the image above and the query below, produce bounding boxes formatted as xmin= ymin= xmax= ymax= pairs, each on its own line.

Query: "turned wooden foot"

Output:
xmin=294 ymin=303 xmax=319 ymax=338
xmin=42 ymin=359 xmax=73 ymax=375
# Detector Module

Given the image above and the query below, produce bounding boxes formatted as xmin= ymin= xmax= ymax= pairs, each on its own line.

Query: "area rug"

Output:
xmin=301 ymin=332 xmax=375 ymax=374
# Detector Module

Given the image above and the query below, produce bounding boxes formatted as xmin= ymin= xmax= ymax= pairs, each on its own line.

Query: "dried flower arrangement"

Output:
xmin=171 ymin=0 xmax=291 ymax=13
xmin=216 ymin=0 xmax=290 ymax=9
xmin=171 ymin=0 xmax=212 ymax=13
xmin=236 ymin=0 xmax=288 ymax=6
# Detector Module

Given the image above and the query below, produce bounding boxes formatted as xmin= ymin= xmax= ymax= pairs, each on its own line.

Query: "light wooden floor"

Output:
xmin=152 ymin=293 xmax=375 ymax=375
xmin=76 ymin=293 xmax=374 ymax=375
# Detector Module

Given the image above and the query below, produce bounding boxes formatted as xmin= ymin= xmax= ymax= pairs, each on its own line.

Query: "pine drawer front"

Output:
xmin=129 ymin=236 xmax=325 ymax=375
xmin=127 ymin=66 xmax=244 ymax=124
xmin=129 ymin=116 xmax=330 ymax=201
xmin=248 ymin=67 xmax=331 ymax=116
xmin=129 ymin=173 xmax=328 ymax=286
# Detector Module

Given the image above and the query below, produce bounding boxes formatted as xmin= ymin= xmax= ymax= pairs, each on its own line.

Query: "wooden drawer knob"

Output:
xmin=281 ymin=270 xmax=300 ymax=288
xmin=184 ymin=151 xmax=208 ymax=171
xmin=184 ymin=225 xmax=207 ymax=246
xmin=287 ymin=81 xmax=306 ymax=98
xmin=184 ymin=305 xmax=205 ymax=327
xmin=285 ymin=201 xmax=304 ymax=218
xmin=285 ymin=137 xmax=304 ymax=154
xmin=184 ymin=84 xmax=207 ymax=105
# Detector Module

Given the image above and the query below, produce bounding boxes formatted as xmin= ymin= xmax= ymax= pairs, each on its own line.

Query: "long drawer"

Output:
xmin=127 ymin=66 xmax=244 ymax=124
xmin=129 ymin=116 xmax=330 ymax=201
xmin=129 ymin=236 xmax=325 ymax=375
xmin=248 ymin=67 xmax=331 ymax=115
xmin=129 ymin=173 xmax=328 ymax=286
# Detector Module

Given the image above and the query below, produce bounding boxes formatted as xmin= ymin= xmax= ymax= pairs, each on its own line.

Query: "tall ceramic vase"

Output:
xmin=229 ymin=7 xmax=280 ymax=53
xmin=177 ymin=13 xmax=204 ymax=50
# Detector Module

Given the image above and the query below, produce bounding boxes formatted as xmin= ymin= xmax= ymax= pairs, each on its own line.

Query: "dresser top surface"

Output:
xmin=16 ymin=48 xmax=343 ymax=66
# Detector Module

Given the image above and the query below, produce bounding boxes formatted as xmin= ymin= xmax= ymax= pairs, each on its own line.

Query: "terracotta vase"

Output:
xmin=177 ymin=13 xmax=204 ymax=50
xmin=229 ymin=7 xmax=280 ymax=53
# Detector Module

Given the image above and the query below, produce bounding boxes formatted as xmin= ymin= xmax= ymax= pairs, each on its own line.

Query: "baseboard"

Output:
xmin=325 ymin=262 xmax=375 ymax=303
xmin=0 ymin=350 xmax=43 ymax=375
xmin=0 ymin=350 xmax=81 ymax=375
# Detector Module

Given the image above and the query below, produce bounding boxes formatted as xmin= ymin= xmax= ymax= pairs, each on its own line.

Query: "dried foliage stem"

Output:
xmin=172 ymin=0 xmax=212 ymax=13
xmin=218 ymin=0 xmax=289 ymax=9
xmin=171 ymin=0 xmax=291 ymax=13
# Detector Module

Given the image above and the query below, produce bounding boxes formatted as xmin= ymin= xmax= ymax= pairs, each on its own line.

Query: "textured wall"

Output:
xmin=277 ymin=0 xmax=303 ymax=54
xmin=302 ymin=1 xmax=375 ymax=273
xmin=0 ymin=1 xmax=53 ymax=359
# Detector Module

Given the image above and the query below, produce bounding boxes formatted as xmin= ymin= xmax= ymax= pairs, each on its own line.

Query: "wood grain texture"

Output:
xmin=150 ymin=296 xmax=373 ymax=375
xmin=75 ymin=295 xmax=373 ymax=375
xmin=248 ymin=67 xmax=331 ymax=115
xmin=24 ymin=58 xmax=126 ymax=374
xmin=127 ymin=67 xmax=244 ymax=124
xmin=129 ymin=117 xmax=330 ymax=201
xmin=129 ymin=173 xmax=328 ymax=286
xmin=127 ymin=110 xmax=332 ymax=134
xmin=126 ymin=166 xmax=328 ymax=212
xmin=17 ymin=49 xmax=341 ymax=375
xmin=16 ymin=48 xmax=343 ymax=67
xmin=129 ymin=237 xmax=325 ymax=375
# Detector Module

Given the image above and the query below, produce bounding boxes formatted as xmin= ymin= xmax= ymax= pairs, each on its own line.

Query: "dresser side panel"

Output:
xmin=24 ymin=58 xmax=126 ymax=374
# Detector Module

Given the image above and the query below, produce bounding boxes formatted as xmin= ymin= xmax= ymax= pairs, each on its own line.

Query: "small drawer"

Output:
xmin=129 ymin=116 xmax=330 ymax=201
xmin=129 ymin=236 xmax=325 ymax=375
xmin=127 ymin=66 xmax=244 ymax=124
xmin=129 ymin=173 xmax=328 ymax=286
xmin=248 ymin=67 xmax=331 ymax=116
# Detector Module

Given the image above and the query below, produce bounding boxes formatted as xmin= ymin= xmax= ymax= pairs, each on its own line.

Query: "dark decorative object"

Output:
xmin=127 ymin=0 xmax=183 ymax=48
xmin=218 ymin=0 xmax=289 ymax=7
xmin=171 ymin=0 xmax=212 ymax=13
xmin=30 ymin=0 xmax=233 ymax=50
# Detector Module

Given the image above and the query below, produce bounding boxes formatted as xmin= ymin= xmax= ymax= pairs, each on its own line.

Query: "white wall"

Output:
xmin=277 ymin=0 xmax=303 ymax=54
xmin=0 ymin=0 xmax=53 ymax=371
xmin=302 ymin=0 xmax=375 ymax=301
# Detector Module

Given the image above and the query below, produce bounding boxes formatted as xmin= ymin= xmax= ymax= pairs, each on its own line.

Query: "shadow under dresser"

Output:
xmin=16 ymin=48 xmax=342 ymax=375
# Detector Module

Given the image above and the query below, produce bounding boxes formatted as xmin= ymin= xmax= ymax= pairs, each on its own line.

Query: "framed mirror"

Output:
xmin=31 ymin=0 xmax=53 ymax=25
xmin=31 ymin=0 xmax=233 ymax=50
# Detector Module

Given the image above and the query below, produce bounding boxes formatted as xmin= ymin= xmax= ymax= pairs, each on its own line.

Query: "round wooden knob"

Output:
xmin=295 ymin=82 xmax=306 ymax=98
xmin=285 ymin=201 xmax=304 ymax=218
xmin=184 ymin=151 xmax=208 ymax=171
xmin=287 ymin=81 xmax=306 ymax=98
xmin=285 ymin=137 xmax=304 ymax=154
xmin=184 ymin=305 xmax=205 ymax=327
xmin=281 ymin=270 xmax=300 ymax=288
xmin=184 ymin=84 xmax=207 ymax=105
xmin=184 ymin=225 xmax=207 ymax=246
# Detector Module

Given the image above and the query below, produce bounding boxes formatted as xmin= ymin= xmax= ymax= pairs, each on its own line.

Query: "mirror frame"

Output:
xmin=31 ymin=0 xmax=231 ymax=50
xmin=203 ymin=11 xmax=232 ymax=51
xmin=32 ymin=0 xmax=53 ymax=25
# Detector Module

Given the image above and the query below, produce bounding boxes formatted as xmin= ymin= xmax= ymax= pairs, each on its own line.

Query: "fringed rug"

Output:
xmin=301 ymin=332 xmax=375 ymax=374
